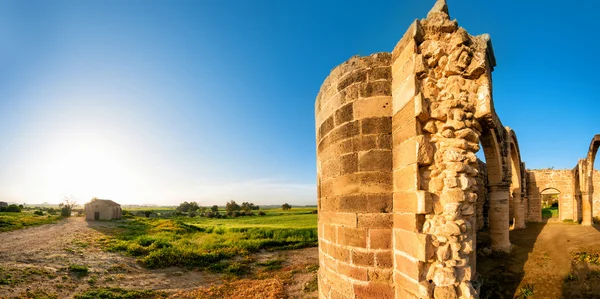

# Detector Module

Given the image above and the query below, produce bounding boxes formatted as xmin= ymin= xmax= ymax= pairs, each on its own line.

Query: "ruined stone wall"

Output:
xmin=316 ymin=53 xmax=396 ymax=298
xmin=593 ymin=173 xmax=600 ymax=219
xmin=527 ymin=170 xmax=574 ymax=221
xmin=475 ymin=160 xmax=488 ymax=231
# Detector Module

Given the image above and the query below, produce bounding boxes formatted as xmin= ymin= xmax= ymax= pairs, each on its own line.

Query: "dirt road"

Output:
xmin=0 ymin=217 xmax=318 ymax=298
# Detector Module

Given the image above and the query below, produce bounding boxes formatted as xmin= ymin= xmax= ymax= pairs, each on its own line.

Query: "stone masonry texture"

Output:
xmin=315 ymin=1 xmax=600 ymax=298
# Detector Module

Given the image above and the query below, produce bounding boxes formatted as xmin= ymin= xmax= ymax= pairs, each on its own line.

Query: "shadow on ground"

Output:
xmin=476 ymin=222 xmax=546 ymax=299
xmin=558 ymin=225 xmax=600 ymax=299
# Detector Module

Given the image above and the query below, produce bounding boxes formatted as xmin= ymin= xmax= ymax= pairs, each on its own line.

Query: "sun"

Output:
xmin=39 ymin=137 xmax=136 ymax=204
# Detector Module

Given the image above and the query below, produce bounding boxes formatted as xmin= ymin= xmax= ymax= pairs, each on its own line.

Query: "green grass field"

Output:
xmin=542 ymin=206 xmax=558 ymax=218
xmin=0 ymin=212 xmax=63 ymax=232
xmin=96 ymin=208 xmax=317 ymax=269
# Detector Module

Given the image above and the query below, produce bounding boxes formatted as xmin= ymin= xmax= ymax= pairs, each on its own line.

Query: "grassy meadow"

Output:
xmin=542 ymin=206 xmax=559 ymax=218
xmin=95 ymin=207 xmax=318 ymax=270
xmin=0 ymin=211 xmax=63 ymax=232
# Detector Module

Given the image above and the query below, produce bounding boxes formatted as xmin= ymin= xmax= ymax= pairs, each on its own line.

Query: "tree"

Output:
xmin=282 ymin=203 xmax=291 ymax=211
xmin=226 ymin=200 xmax=241 ymax=216
xmin=177 ymin=201 xmax=191 ymax=212
xmin=241 ymin=202 xmax=259 ymax=212
xmin=59 ymin=195 xmax=78 ymax=217
xmin=143 ymin=210 xmax=153 ymax=218
xmin=1 ymin=204 xmax=21 ymax=213
xmin=211 ymin=205 xmax=219 ymax=212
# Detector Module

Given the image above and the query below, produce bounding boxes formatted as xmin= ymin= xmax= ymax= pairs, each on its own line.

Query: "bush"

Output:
xmin=74 ymin=287 xmax=166 ymax=299
xmin=34 ymin=210 xmax=44 ymax=216
xmin=282 ymin=203 xmax=291 ymax=210
xmin=61 ymin=206 xmax=72 ymax=217
xmin=189 ymin=212 xmax=197 ymax=218
xmin=551 ymin=201 xmax=559 ymax=208
xmin=258 ymin=211 xmax=266 ymax=216
xmin=0 ymin=204 xmax=22 ymax=213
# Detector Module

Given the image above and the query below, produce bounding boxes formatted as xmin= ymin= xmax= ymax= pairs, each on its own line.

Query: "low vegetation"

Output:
xmin=73 ymin=287 xmax=167 ymax=299
xmin=541 ymin=206 xmax=558 ymax=218
xmin=97 ymin=208 xmax=317 ymax=269
xmin=0 ymin=211 xmax=63 ymax=232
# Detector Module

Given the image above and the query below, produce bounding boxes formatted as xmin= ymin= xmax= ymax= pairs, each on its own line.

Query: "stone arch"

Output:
xmin=572 ymin=160 xmax=586 ymax=222
xmin=506 ymin=127 xmax=525 ymax=228
xmin=477 ymin=122 xmax=511 ymax=251
xmin=582 ymin=134 xmax=600 ymax=225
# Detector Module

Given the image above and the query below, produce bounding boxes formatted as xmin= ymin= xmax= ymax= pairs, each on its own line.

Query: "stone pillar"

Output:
xmin=315 ymin=53 xmax=395 ymax=299
xmin=582 ymin=191 xmax=593 ymax=226
xmin=513 ymin=190 xmax=526 ymax=229
xmin=488 ymin=184 xmax=511 ymax=252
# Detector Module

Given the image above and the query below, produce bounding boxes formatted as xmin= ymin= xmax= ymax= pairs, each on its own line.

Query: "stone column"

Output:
xmin=582 ymin=191 xmax=593 ymax=226
xmin=513 ymin=190 xmax=526 ymax=229
xmin=488 ymin=184 xmax=511 ymax=252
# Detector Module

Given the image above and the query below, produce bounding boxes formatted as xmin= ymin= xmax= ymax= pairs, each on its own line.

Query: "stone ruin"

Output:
xmin=314 ymin=1 xmax=600 ymax=298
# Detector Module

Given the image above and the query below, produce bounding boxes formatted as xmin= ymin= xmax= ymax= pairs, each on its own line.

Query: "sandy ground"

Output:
xmin=478 ymin=222 xmax=600 ymax=299
xmin=0 ymin=217 xmax=319 ymax=299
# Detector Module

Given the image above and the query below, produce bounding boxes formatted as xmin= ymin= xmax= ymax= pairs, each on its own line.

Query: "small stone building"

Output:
xmin=85 ymin=199 xmax=122 ymax=220
xmin=0 ymin=202 xmax=7 ymax=208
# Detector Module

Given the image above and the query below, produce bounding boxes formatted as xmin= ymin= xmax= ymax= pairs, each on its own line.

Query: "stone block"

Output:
xmin=353 ymin=96 xmax=392 ymax=119
xmin=340 ymin=153 xmax=358 ymax=175
xmin=319 ymin=115 xmax=335 ymax=140
xmin=357 ymin=214 xmax=393 ymax=229
xmin=392 ymin=75 xmax=417 ymax=115
xmin=394 ymin=253 xmax=425 ymax=280
xmin=367 ymin=268 xmax=393 ymax=283
xmin=334 ymin=194 xmax=392 ymax=213
xmin=360 ymin=172 xmax=393 ymax=194
xmin=393 ymin=212 xmax=425 ymax=232
xmin=338 ymin=226 xmax=368 ymax=248
xmin=351 ymin=249 xmax=375 ymax=267
xmin=392 ymin=20 xmax=424 ymax=61
xmin=391 ymin=55 xmax=415 ymax=92
xmin=369 ymin=228 xmax=392 ymax=249
xmin=337 ymin=261 xmax=368 ymax=281
xmin=362 ymin=117 xmax=392 ymax=135
xmin=375 ymin=250 xmax=394 ymax=268
xmin=393 ymin=164 xmax=419 ymax=191
xmin=329 ymin=243 xmax=352 ymax=263
xmin=394 ymin=229 xmax=433 ymax=261
xmin=338 ymin=69 xmax=367 ymax=91
xmin=394 ymin=271 xmax=423 ymax=298
xmin=360 ymin=81 xmax=392 ymax=98
xmin=334 ymin=103 xmax=354 ymax=126
xmin=354 ymin=283 xmax=394 ymax=299
xmin=319 ymin=211 xmax=357 ymax=227
xmin=369 ymin=66 xmax=392 ymax=81
xmin=359 ymin=150 xmax=392 ymax=172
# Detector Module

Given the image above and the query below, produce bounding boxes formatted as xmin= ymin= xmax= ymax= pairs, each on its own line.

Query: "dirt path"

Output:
xmin=0 ymin=217 xmax=319 ymax=299
xmin=478 ymin=222 xmax=600 ymax=299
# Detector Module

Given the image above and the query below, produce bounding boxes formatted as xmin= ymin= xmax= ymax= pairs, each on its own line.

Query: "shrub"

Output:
xmin=282 ymin=203 xmax=291 ymax=210
xmin=34 ymin=210 xmax=44 ymax=216
xmin=258 ymin=211 xmax=266 ymax=216
xmin=68 ymin=264 xmax=89 ymax=276
xmin=1 ymin=204 xmax=22 ymax=213
xmin=74 ymin=287 xmax=166 ymax=299
xmin=61 ymin=206 xmax=72 ymax=217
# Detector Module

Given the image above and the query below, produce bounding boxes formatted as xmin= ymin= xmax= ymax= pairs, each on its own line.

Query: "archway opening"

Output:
xmin=541 ymin=188 xmax=560 ymax=219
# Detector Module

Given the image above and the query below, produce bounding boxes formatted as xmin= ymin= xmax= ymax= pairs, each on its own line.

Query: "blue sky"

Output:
xmin=0 ymin=0 xmax=598 ymax=205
